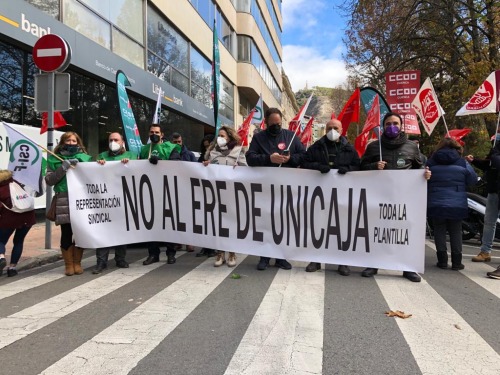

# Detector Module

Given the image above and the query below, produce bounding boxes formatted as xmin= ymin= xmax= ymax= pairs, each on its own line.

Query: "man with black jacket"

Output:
xmin=246 ymin=108 xmax=306 ymax=270
xmin=301 ymin=119 xmax=360 ymax=275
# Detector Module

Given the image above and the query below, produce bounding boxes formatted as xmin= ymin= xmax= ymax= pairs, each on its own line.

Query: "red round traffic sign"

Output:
xmin=33 ymin=34 xmax=71 ymax=72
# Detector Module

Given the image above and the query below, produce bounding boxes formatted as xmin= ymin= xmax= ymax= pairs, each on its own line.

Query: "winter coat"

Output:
xmin=207 ymin=145 xmax=247 ymax=166
xmin=180 ymin=145 xmax=197 ymax=162
xmin=0 ymin=170 xmax=36 ymax=229
xmin=426 ymin=147 xmax=477 ymax=219
xmin=45 ymin=152 xmax=92 ymax=225
xmin=97 ymin=150 xmax=137 ymax=161
xmin=361 ymin=132 xmax=423 ymax=170
xmin=302 ymin=136 xmax=360 ymax=172
xmin=246 ymin=128 xmax=305 ymax=168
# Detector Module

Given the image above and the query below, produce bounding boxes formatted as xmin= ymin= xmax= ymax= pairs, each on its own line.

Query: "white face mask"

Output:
xmin=109 ymin=141 xmax=121 ymax=152
xmin=217 ymin=137 xmax=227 ymax=147
xmin=326 ymin=129 xmax=340 ymax=142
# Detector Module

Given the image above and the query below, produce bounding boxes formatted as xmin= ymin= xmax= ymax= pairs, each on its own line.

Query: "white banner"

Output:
xmin=67 ymin=162 xmax=427 ymax=273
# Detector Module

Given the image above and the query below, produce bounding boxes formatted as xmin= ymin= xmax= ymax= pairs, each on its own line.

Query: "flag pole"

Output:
xmin=378 ymin=127 xmax=383 ymax=162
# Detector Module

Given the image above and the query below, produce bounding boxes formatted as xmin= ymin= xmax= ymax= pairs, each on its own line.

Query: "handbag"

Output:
xmin=46 ymin=195 xmax=57 ymax=221
xmin=1 ymin=181 xmax=35 ymax=213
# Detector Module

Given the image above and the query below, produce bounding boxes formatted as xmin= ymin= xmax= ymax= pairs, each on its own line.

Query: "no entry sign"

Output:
xmin=33 ymin=34 xmax=71 ymax=72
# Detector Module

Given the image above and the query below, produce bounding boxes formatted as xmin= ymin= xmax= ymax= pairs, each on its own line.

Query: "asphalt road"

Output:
xmin=0 ymin=241 xmax=499 ymax=375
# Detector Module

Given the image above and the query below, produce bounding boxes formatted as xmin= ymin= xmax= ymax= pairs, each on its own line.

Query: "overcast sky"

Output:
xmin=281 ymin=0 xmax=348 ymax=91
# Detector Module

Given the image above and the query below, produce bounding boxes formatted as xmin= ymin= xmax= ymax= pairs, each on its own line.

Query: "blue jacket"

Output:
xmin=426 ymin=147 xmax=477 ymax=219
xmin=180 ymin=145 xmax=197 ymax=162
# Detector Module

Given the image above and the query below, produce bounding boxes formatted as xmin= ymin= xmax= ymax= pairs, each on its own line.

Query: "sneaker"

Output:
xmin=92 ymin=263 xmax=107 ymax=274
xmin=472 ymin=251 xmax=491 ymax=262
xmin=227 ymin=252 xmax=237 ymax=267
xmin=214 ymin=252 xmax=225 ymax=267
xmin=486 ymin=266 xmax=500 ymax=279
xmin=257 ymin=258 xmax=269 ymax=271
xmin=275 ymin=259 xmax=292 ymax=270
xmin=305 ymin=262 xmax=321 ymax=272
xmin=0 ymin=258 xmax=6 ymax=276
xmin=7 ymin=268 xmax=18 ymax=277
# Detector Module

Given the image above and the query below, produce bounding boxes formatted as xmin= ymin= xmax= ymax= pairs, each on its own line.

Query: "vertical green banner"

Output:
xmin=116 ymin=70 xmax=143 ymax=156
xmin=212 ymin=20 xmax=221 ymax=135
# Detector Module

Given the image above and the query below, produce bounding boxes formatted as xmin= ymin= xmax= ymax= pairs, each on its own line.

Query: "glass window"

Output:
xmin=190 ymin=47 xmax=211 ymax=92
xmin=147 ymin=7 xmax=188 ymax=75
xmin=26 ymin=0 xmax=60 ymax=19
xmin=147 ymin=52 xmax=171 ymax=82
xmin=109 ymin=0 xmax=144 ymax=41
xmin=237 ymin=35 xmax=251 ymax=62
xmin=171 ymin=69 xmax=189 ymax=94
xmin=235 ymin=0 xmax=251 ymax=12
xmin=112 ymin=28 xmax=144 ymax=69
xmin=63 ymin=0 xmax=111 ymax=49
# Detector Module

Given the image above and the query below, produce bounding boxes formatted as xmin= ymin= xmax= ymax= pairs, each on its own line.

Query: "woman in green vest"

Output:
xmin=45 ymin=132 xmax=92 ymax=276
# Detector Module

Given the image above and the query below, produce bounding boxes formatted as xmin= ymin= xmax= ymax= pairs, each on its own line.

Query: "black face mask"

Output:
xmin=61 ymin=145 xmax=80 ymax=156
xmin=267 ymin=124 xmax=281 ymax=136
xmin=149 ymin=134 xmax=160 ymax=144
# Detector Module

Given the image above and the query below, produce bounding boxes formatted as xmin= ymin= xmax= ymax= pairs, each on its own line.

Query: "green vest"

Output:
xmin=97 ymin=150 xmax=137 ymax=161
xmin=48 ymin=152 xmax=92 ymax=193
xmin=139 ymin=142 xmax=181 ymax=160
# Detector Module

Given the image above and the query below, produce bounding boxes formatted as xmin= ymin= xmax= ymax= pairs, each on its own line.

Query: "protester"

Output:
xmin=203 ymin=126 xmax=247 ymax=267
xmin=360 ymin=112 xmax=431 ymax=282
xmin=0 ymin=170 xmax=36 ymax=277
xmin=485 ymin=140 xmax=500 ymax=279
xmin=92 ymin=132 xmax=137 ymax=274
xmin=427 ymin=138 xmax=477 ymax=270
xmin=139 ymin=124 xmax=181 ymax=266
xmin=198 ymin=134 xmax=215 ymax=163
xmin=301 ymin=119 xmax=360 ymax=275
xmin=246 ymin=107 xmax=306 ymax=271
xmin=45 ymin=132 xmax=92 ymax=276
xmin=465 ymin=134 xmax=500 ymax=264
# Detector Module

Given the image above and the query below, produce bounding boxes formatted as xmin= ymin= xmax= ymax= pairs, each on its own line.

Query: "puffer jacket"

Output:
xmin=207 ymin=145 xmax=248 ymax=166
xmin=361 ymin=132 xmax=423 ymax=170
xmin=426 ymin=147 xmax=477 ymax=219
xmin=0 ymin=170 xmax=36 ymax=229
xmin=302 ymin=136 xmax=360 ymax=172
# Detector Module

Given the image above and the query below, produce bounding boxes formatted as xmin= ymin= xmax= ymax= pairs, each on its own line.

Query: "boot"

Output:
xmin=61 ymin=247 xmax=75 ymax=276
xmin=214 ymin=251 xmax=225 ymax=267
xmin=73 ymin=246 xmax=84 ymax=275
xmin=451 ymin=252 xmax=464 ymax=271
xmin=436 ymin=251 xmax=448 ymax=269
xmin=227 ymin=252 xmax=237 ymax=267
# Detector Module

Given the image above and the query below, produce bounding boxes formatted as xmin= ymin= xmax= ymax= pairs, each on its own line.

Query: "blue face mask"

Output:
xmin=384 ymin=125 xmax=400 ymax=139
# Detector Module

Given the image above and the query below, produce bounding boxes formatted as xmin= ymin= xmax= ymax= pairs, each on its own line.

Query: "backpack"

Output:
xmin=1 ymin=181 xmax=35 ymax=213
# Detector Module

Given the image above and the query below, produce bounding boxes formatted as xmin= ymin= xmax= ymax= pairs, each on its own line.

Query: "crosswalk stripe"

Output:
xmin=224 ymin=261 xmax=324 ymax=375
xmin=0 ymin=256 xmax=169 ymax=350
xmin=376 ymin=271 xmax=500 ymax=374
xmin=40 ymin=255 xmax=248 ymax=375
xmin=426 ymin=240 xmax=500 ymax=298
xmin=0 ymin=257 xmax=95 ymax=301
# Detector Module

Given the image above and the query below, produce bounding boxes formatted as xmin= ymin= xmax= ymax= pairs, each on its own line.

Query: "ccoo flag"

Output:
xmin=2 ymin=122 xmax=43 ymax=194
xmin=456 ymin=71 xmax=500 ymax=116
xmin=411 ymin=78 xmax=443 ymax=136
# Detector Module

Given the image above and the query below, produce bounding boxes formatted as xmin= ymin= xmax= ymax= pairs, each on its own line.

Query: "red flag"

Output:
xmin=446 ymin=128 xmax=472 ymax=146
xmin=300 ymin=117 xmax=314 ymax=147
xmin=288 ymin=94 xmax=313 ymax=136
xmin=331 ymin=112 xmax=336 ymax=119
xmin=40 ymin=111 xmax=67 ymax=134
xmin=288 ymin=120 xmax=302 ymax=137
xmin=354 ymin=95 xmax=380 ymax=157
xmin=237 ymin=110 xmax=255 ymax=146
xmin=260 ymin=119 xmax=266 ymax=130
xmin=338 ymin=88 xmax=360 ymax=136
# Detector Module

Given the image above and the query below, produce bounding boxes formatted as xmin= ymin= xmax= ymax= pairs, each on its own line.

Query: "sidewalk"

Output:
xmin=10 ymin=221 xmax=62 ymax=271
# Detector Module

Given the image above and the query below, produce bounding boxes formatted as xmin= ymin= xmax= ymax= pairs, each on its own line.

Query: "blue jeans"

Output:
xmin=481 ymin=193 xmax=499 ymax=253
xmin=0 ymin=226 xmax=32 ymax=265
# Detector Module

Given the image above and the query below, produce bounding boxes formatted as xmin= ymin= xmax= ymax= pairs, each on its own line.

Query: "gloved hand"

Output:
xmin=337 ymin=166 xmax=348 ymax=175
xmin=318 ymin=165 xmax=330 ymax=174
xmin=62 ymin=159 xmax=71 ymax=171
xmin=149 ymin=155 xmax=159 ymax=165
xmin=68 ymin=159 xmax=79 ymax=166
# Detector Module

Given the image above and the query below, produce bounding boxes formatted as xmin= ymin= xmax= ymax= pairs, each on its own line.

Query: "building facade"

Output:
xmin=0 ymin=0 xmax=284 ymax=156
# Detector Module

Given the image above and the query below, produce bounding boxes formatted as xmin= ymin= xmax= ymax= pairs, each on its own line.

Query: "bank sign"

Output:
xmin=0 ymin=0 xmax=220 ymax=126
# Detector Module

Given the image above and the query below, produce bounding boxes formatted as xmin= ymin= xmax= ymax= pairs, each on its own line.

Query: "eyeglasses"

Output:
xmin=384 ymin=122 xmax=400 ymax=126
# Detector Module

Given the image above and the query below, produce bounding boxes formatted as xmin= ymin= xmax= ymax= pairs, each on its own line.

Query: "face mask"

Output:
xmin=61 ymin=144 xmax=80 ymax=155
xmin=149 ymin=134 xmax=160 ymax=144
xmin=217 ymin=137 xmax=228 ymax=147
xmin=267 ymin=124 xmax=281 ymax=136
xmin=384 ymin=125 xmax=400 ymax=139
xmin=326 ymin=129 xmax=340 ymax=142
xmin=109 ymin=141 xmax=121 ymax=152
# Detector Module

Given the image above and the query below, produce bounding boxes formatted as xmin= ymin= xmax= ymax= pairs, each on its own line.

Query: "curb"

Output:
xmin=17 ymin=250 xmax=62 ymax=272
